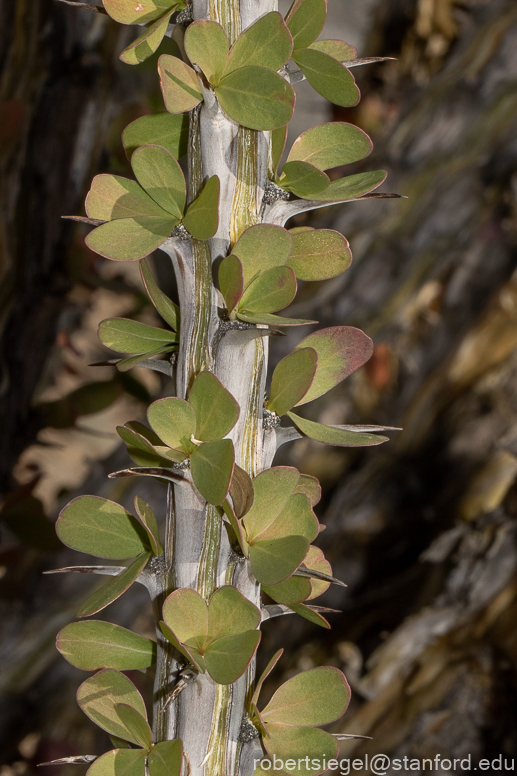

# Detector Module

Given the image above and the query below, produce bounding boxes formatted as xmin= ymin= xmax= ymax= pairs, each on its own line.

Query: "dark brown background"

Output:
xmin=1 ymin=0 xmax=517 ymax=772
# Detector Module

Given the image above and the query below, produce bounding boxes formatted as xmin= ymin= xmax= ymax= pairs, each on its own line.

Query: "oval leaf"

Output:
xmin=278 ymin=161 xmax=329 ymax=198
xmin=120 ymin=11 xmax=172 ymax=66
xmin=207 ymin=585 xmax=260 ymax=641
xmin=189 ymin=371 xmax=239 ymax=441
xmin=225 ymin=12 xmax=292 ymax=75
xmin=86 ymin=175 xmax=169 ymax=221
xmin=184 ymin=20 xmax=229 ymax=85
xmin=286 ymin=0 xmax=327 ymax=50
xmin=263 ymin=724 xmax=338 ymax=776
xmin=239 ymin=266 xmax=296 ymax=314
xmin=216 ymin=66 xmax=295 ymax=131
xmin=287 ymin=228 xmax=351 ymax=281
xmin=147 ymin=397 xmax=196 ymax=452
xmin=103 ymin=0 xmax=173 ymax=24
xmin=287 ymin=412 xmax=389 ymax=447
xmin=307 ymin=169 xmax=387 ymax=202
xmin=86 ymin=750 xmax=146 ymax=776
xmin=123 ymin=113 xmax=189 ymax=160
xmin=57 ymin=496 xmax=150 ymax=560
xmin=292 ymin=48 xmax=359 ymax=107
xmin=262 ymin=575 xmax=312 ymax=605
xmin=243 ymin=467 xmax=300 ymax=540
xmin=140 ymin=259 xmax=180 ymax=331
xmin=295 ymin=326 xmax=373 ymax=405
xmin=190 ymin=439 xmax=235 ymax=506
xmin=183 ymin=176 xmax=220 ymax=240
xmin=115 ymin=704 xmax=152 ymax=750
xmin=99 ymin=318 xmax=176 ymax=354
xmin=57 ymin=621 xmax=156 ymax=671
xmin=131 ymin=145 xmax=185 ymax=219
xmin=148 ymin=741 xmax=183 ymax=776
xmin=250 ymin=535 xmax=308 ymax=586
xmin=158 ymin=54 xmax=203 ymax=114
xmin=261 ymin=666 xmax=350 ymax=726
xmin=268 ymin=347 xmax=317 ymax=417
xmin=287 ymin=122 xmax=372 ymax=171
xmin=309 ymin=39 xmax=357 ymax=61
xmin=86 ymin=217 xmax=176 ymax=262
xmin=77 ymin=669 xmax=148 ymax=744
xmin=232 ymin=224 xmax=292 ymax=286
xmin=219 ymin=254 xmax=244 ymax=313
xmin=205 ymin=630 xmax=261 ymax=685
xmin=162 ymin=587 xmax=208 ymax=647
xmin=134 ymin=496 xmax=163 ymax=555
xmin=77 ymin=554 xmax=150 ymax=617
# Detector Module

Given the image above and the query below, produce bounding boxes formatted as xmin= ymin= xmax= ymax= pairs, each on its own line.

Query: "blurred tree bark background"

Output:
xmin=1 ymin=0 xmax=517 ymax=772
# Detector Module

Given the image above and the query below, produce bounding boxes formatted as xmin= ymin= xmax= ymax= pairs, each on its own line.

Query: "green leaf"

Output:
xmin=304 ymin=546 xmax=332 ymax=600
xmin=134 ymin=496 xmax=163 ymax=555
xmin=243 ymin=467 xmax=300 ymax=540
xmin=307 ymin=169 xmax=387 ymax=201
xmin=228 ymin=464 xmax=254 ymax=518
xmin=120 ymin=11 xmax=173 ymax=65
xmin=140 ymin=259 xmax=180 ymax=331
xmin=267 ymin=347 xmax=318 ymax=416
xmin=184 ymin=20 xmax=229 ymax=85
xmin=236 ymin=312 xmax=316 ymax=327
xmin=250 ymin=535 xmax=308 ymax=586
xmin=232 ymin=224 xmax=292 ymax=286
xmin=256 ymin=493 xmax=318 ymax=545
xmin=287 ymin=412 xmax=389 ymax=447
xmin=286 ymin=0 xmax=326 ymax=50
xmin=271 ymin=126 xmax=287 ymax=177
xmin=86 ymin=749 xmax=146 ymax=776
xmin=287 ymin=122 xmax=372 ymax=171
xmin=147 ymin=397 xmax=196 ymax=452
xmin=262 ymin=575 xmax=312 ymax=605
xmin=292 ymin=48 xmax=359 ymax=107
xmin=207 ymin=585 xmax=260 ymax=640
xmin=222 ymin=499 xmax=248 ymax=554
xmin=77 ymin=669 xmax=148 ymax=744
xmin=261 ymin=666 xmax=350 ymax=726
xmin=219 ymin=254 xmax=244 ymax=313
xmin=148 ymin=741 xmax=183 ymax=776
xmin=189 ymin=371 xmax=239 ymax=441
xmin=289 ymin=603 xmax=330 ymax=629
xmin=117 ymin=424 xmax=177 ymax=468
xmin=159 ymin=620 xmax=205 ymax=671
xmin=123 ymin=113 xmax=189 ymax=160
xmin=86 ymin=216 xmax=176 ymax=262
xmin=293 ymin=474 xmax=321 ymax=505
xmin=131 ymin=145 xmax=186 ymax=219
xmin=239 ymin=266 xmax=296 ymax=314
xmin=204 ymin=630 xmax=261 ymax=684
xmin=57 ymin=621 xmax=156 ymax=671
xmin=309 ymin=39 xmax=357 ymax=61
xmin=103 ymin=0 xmax=174 ymax=25
xmin=57 ymin=496 xmax=151 ymax=559
xmin=109 ymin=737 xmax=133 ymax=750
xmin=86 ymin=175 xmax=170 ymax=221
xmin=116 ymin=704 xmax=152 ymax=750
xmin=294 ymin=326 xmax=373 ymax=405
xmin=216 ymin=66 xmax=295 ymax=131
xmin=183 ymin=176 xmax=220 ymax=240
xmin=99 ymin=318 xmax=176 ymax=354
xmin=115 ymin=346 xmax=176 ymax=373
xmin=287 ymin=228 xmax=351 ymax=281
xmin=263 ymin=724 xmax=338 ymax=776
xmin=77 ymin=554 xmax=151 ymax=617
xmin=158 ymin=54 xmax=203 ymax=114
xmin=224 ymin=12 xmax=292 ymax=75
xmin=252 ymin=648 xmax=283 ymax=706
xmin=190 ymin=439 xmax=234 ymax=505
xmin=162 ymin=588 xmax=208 ymax=648
xmin=278 ymin=161 xmax=329 ymax=198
